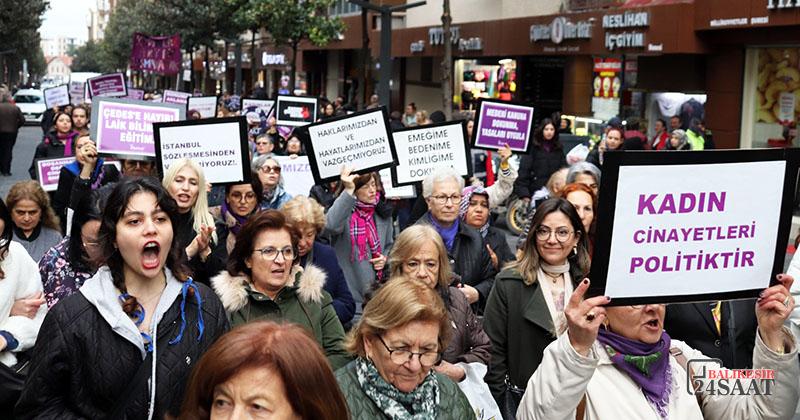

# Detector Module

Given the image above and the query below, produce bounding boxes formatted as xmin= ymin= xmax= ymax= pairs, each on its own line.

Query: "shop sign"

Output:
xmin=602 ymin=11 xmax=649 ymax=28
xmin=530 ymin=16 xmax=593 ymax=44
xmin=606 ymin=32 xmax=645 ymax=50
xmin=429 ymin=27 xmax=460 ymax=45
xmin=458 ymin=37 xmax=483 ymax=52
xmin=262 ymin=52 xmax=286 ymax=66
xmin=768 ymin=0 xmax=800 ymax=9
xmin=410 ymin=41 xmax=425 ymax=53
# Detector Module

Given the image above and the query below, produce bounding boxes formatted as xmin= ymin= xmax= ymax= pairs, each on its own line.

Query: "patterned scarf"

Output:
xmin=221 ymin=200 xmax=249 ymax=254
xmin=356 ymin=357 xmax=439 ymax=420
xmin=349 ymin=192 xmax=382 ymax=264
xmin=459 ymin=186 xmax=490 ymax=238
xmin=597 ymin=328 xmax=672 ymax=419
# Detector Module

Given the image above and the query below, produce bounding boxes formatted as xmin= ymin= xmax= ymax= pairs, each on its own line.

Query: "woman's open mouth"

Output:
xmin=141 ymin=241 xmax=161 ymax=270
xmin=643 ymin=319 xmax=660 ymax=331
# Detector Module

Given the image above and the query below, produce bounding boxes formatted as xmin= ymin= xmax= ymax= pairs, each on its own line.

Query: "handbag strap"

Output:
xmin=105 ymin=351 xmax=154 ymax=420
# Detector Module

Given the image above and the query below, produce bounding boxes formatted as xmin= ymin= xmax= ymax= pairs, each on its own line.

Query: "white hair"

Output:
xmin=421 ymin=167 xmax=464 ymax=198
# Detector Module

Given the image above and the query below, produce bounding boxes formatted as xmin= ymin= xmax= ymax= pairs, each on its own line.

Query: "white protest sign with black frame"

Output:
xmin=242 ymin=98 xmax=275 ymax=117
xmin=305 ymin=107 xmax=396 ymax=184
xmin=43 ymin=84 xmax=70 ymax=109
xmin=153 ymin=117 xmax=251 ymax=186
xmin=391 ymin=120 xmax=471 ymax=186
xmin=587 ymin=149 xmax=799 ymax=306
xmin=187 ymin=96 xmax=219 ymax=118
xmin=275 ymin=95 xmax=318 ymax=127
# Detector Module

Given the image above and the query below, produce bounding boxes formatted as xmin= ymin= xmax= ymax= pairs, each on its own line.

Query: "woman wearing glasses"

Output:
xmin=336 ymin=276 xmax=473 ymax=419
xmin=211 ymin=210 xmax=350 ymax=370
xmin=253 ymin=155 xmax=292 ymax=210
xmin=208 ymin=175 xmax=262 ymax=277
xmin=483 ymin=198 xmax=590 ymax=417
xmin=324 ymin=166 xmax=393 ymax=320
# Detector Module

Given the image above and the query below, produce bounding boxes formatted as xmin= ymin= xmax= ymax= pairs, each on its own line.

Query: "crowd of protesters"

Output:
xmin=0 ymin=89 xmax=797 ymax=420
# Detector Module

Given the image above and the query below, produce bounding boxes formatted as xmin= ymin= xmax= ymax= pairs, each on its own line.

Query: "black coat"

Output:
xmin=513 ymin=146 xmax=565 ymax=199
xmin=15 ymin=282 xmax=229 ymax=419
xmin=664 ymin=300 xmax=757 ymax=369
xmin=52 ymin=162 xmax=120 ymax=233
xmin=485 ymin=226 xmax=515 ymax=270
xmin=28 ymin=132 xmax=78 ymax=179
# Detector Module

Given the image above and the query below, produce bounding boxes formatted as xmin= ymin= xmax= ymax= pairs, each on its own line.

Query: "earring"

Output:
xmin=573 ymin=246 xmax=578 ymax=255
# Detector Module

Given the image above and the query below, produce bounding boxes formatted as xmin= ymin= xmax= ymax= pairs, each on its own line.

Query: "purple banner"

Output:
xmin=87 ymin=73 xmax=128 ymax=98
xmin=91 ymin=98 xmax=185 ymax=158
xmin=472 ymin=101 xmax=534 ymax=152
xmin=36 ymin=157 xmax=75 ymax=192
xmin=125 ymin=88 xmax=145 ymax=100
xmin=130 ymin=33 xmax=181 ymax=75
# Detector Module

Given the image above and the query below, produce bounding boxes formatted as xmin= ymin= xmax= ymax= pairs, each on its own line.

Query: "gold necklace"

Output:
xmin=542 ymin=271 xmax=563 ymax=284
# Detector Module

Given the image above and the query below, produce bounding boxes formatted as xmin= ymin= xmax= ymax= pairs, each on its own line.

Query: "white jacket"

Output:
xmin=517 ymin=329 xmax=799 ymax=420
xmin=480 ymin=165 xmax=518 ymax=209
xmin=785 ymin=251 xmax=800 ymax=343
xmin=0 ymin=241 xmax=47 ymax=367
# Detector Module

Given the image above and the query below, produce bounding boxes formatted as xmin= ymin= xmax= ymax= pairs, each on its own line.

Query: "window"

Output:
xmin=329 ymin=0 xmax=361 ymax=16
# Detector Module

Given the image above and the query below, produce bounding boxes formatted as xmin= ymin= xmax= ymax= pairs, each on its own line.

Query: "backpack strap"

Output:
xmin=670 ymin=346 xmax=704 ymax=406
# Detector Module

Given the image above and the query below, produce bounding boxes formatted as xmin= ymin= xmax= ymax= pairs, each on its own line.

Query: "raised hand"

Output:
xmin=756 ymin=274 xmax=795 ymax=352
xmin=565 ymin=279 xmax=611 ymax=356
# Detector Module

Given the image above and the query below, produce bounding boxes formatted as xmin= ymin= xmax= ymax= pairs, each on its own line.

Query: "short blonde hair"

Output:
xmin=344 ymin=276 xmax=451 ymax=357
xmin=282 ymin=195 xmax=326 ymax=233
xmin=388 ymin=225 xmax=452 ymax=290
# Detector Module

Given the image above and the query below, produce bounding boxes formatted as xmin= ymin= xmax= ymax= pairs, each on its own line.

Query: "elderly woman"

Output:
xmin=517 ymin=276 xmax=800 ymax=419
xmin=253 ymin=155 xmax=292 ymax=210
xmin=181 ymin=321 xmax=350 ymax=420
xmin=282 ymin=195 xmax=355 ymax=325
xmin=211 ymin=210 xmax=350 ymax=370
xmin=484 ymin=198 xmax=590 ymax=415
xmin=6 ymin=181 xmax=62 ymax=262
xmin=324 ymin=167 xmax=393 ymax=319
xmin=666 ymin=128 xmax=691 ymax=150
xmin=388 ymin=225 xmax=491 ymax=382
xmin=460 ymin=186 xmax=515 ymax=271
xmin=565 ymin=161 xmax=600 ymax=197
xmin=336 ymin=277 xmax=473 ymax=419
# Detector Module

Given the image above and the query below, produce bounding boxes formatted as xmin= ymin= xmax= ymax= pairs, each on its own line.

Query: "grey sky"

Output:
xmin=40 ymin=0 xmax=96 ymax=42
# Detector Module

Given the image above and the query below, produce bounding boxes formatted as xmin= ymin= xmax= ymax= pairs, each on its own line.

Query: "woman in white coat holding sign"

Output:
xmin=516 ymin=275 xmax=800 ymax=420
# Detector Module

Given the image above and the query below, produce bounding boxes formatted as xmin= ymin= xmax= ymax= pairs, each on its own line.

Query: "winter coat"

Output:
xmin=301 ymin=241 xmax=356 ymax=325
xmin=28 ymin=131 xmax=79 ymax=179
xmin=484 ymin=164 xmax=518 ymax=209
xmin=786 ymin=250 xmax=800 ymax=344
xmin=416 ymin=214 xmax=496 ymax=311
xmin=483 ymin=268 xmax=557 ymax=401
xmin=485 ymin=226 xmax=515 ymax=269
xmin=513 ymin=146 xmax=565 ymax=199
xmin=39 ymin=237 xmax=94 ymax=308
xmin=13 ymin=225 xmax=62 ymax=263
xmin=516 ymin=329 xmax=800 ymax=420
xmin=15 ymin=267 xmax=230 ymax=419
xmin=0 ymin=102 xmax=25 ymax=134
xmin=211 ymin=265 xmax=351 ymax=371
xmin=52 ymin=160 xmax=120 ymax=233
xmin=441 ymin=287 xmax=491 ymax=365
xmin=309 ymin=184 xmax=337 ymax=211
xmin=0 ymin=241 xmax=47 ymax=367
xmin=323 ymin=192 xmax=393 ymax=316
xmin=335 ymin=360 xmax=474 ymax=420
xmin=259 ymin=185 xmax=292 ymax=210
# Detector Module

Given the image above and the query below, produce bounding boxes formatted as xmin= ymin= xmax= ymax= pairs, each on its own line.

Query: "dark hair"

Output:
xmin=346 ymin=172 xmax=392 ymax=218
xmin=407 ymin=102 xmax=416 ymax=110
xmin=0 ymin=198 xmax=12 ymax=278
xmin=226 ymin=210 xmax=299 ymax=277
xmin=533 ymin=118 xmax=562 ymax=150
xmin=68 ymin=188 xmax=109 ymax=272
xmin=626 ymin=117 xmax=640 ymax=131
xmin=51 ymin=111 xmax=73 ymax=133
xmin=71 ymin=133 xmax=92 ymax=155
xmin=96 ymin=177 xmax=189 ymax=316
xmin=656 ymin=118 xmax=667 ymax=127
xmin=180 ymin=321 xmax=350 ymax=420
xmin=224 ymin=171 xmax=263 ymax=202
xmin=71 ymin=104 xmax=89 ymax=119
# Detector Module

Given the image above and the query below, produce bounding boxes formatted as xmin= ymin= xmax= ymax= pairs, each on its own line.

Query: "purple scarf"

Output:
xmin=349 ymin=193 xmax=382 ymax=265
xmin=57 ymin=130 xmax=79 ymax=157
xmin=428 ymin=212 xmax=459 ymax=252
xmin=597 ymin=328 xmax=672 ymax=419
xmin=221 ymin=200 xmax=249 ymax=236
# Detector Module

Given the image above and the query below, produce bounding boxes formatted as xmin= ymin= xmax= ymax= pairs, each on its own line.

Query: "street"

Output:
xmin=0 ymin=126 xmax=42 ymax=199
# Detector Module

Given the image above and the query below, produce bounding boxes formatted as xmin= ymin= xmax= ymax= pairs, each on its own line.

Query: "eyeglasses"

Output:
xmin=253 ymin=246 xmax=295 ymax=261
xmin=534 ymin=227 xmax=574 ymax=243
xmin=260 ymin=165 xmax=281 ymax=174
xmin=256 ymin=142 xmax=271 ymax=146
xmin=376 ymin=335 xmax=440 ymax=367
xmin=229 ymin=191 xmax=257 ymax=202
xmin=430 ymin=194 xmax=462 ymax=205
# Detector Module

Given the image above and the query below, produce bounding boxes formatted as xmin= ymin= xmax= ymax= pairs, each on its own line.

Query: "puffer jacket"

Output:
xmin=211 ymin=264 xmax=351 ymax=370
xmin=15 ymin=267 xmax=230 ymax=419
xmin=416 ymin=214 xmax=496 ymax=312
xmin=513 ymin=145 xmax=565 ymax=199
xmin=441 ymin=287 xmax=491 ymax=365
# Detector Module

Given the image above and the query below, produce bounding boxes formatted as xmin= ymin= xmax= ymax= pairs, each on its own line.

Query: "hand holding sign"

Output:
xmin=340 ymin=165 xmax=357 ymax=194
xmin=566 ymin=279 xmax=611 ymax=357
xmin=78 ymin=142 xmax=99 ymax=179
xmin=498 ymin=143 xmax=512 ymax=163
xmin=757 ymin=274 xmax=795 ymax=352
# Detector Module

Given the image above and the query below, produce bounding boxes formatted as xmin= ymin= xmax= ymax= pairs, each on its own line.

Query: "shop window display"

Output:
xmin=454 ymin=59 xmax=517 ymax=110
xmin=749 ymin=48 xmax=800 ymax=148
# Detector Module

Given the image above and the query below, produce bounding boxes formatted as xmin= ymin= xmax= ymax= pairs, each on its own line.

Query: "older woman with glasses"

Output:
xmin=211 ymin=210 xmax=350 ymax=370
xmin=252 ymin=155 xmax=292 ymax=210
xmin=336 ymin=276 xmax=473 ymax=419
xmin=483 ymin=198 xmax=590 ymax=416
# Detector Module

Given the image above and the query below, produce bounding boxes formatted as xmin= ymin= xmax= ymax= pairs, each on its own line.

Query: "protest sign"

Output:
xmin=391 ymin=121 xmax=471 ymax=186
xmin=87 ymin=73 xmax=128 ymax=98
xmin=380 ymin=169 xmax=416 ymax=199
xmin=154 ymin=117 xmax=250 ymax=185
xmin=273 ymin=155 xmax=315 ymax=198
xmin=35 ymin=157 xmax=75 ymax=192
xmin=69 ymin=81 xmax=85 ymax=105
xmin=43 ymin=85 xmax=70 ymax=109
xmin=130 ymin=33 xmax=181 ymax=75
xmin=188 ymin=96 xmax=219 ymax=118
xmin=472 ymin=99 xmax=534 ymax=153
xmin=91 ymin=98 xmax=185 ymax=158
xmin=242 ymin=98 xmax=275 ymax=116
xmin=305 ymin=108 xmax=396 ymax=184
xmin=126 ymin=88 xmax=145 ymax=101
xmin=275 ymin=95 xmax=317 ymax=127
xmin=162 ymin=89 xmax=191 ymax=105
xmin=588 ymin=149 xmax=799 ymax=305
